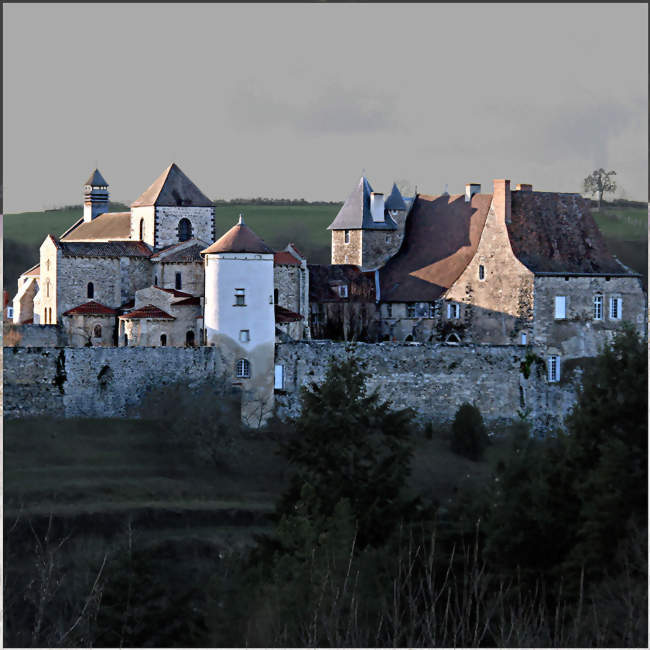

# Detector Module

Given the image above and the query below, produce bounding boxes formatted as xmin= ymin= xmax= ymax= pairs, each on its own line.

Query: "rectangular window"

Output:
xmin=274 ymin=364 xmax=284 ymax=390
xmin=407 ymin=303 xmax=416 ymax=318
xmin=239 ymin=329 xmax=250 ymax=342
xmin=175 ymin=272 xmax=182 ymax=290
xmin=548 ymin=355 xmax=561 ymax=383
xmin=344 ymin=230 xmax=350 ymax=244
xmin=609 ymin=296 xmax=622 ymax=320
xmin=234 ymin=288 xmax=246 ymax=306
xmin=338 ymin=285 xmax=349 ymax=298
xmin=7 ymin=306 xmax=13 ymax=320
xmin=521 ymin=332 xmax=527 ymax=345
xmin=478 ymin=264 xmax=485 ymax=280
xmin=554 ymin=296 xmax=566 ymax=319
xmin=447 ymin=303 xmax=460 ymax=319
xmin=429 ymin=302 xmax=436 ymax=318
xmin=386 ymin=303 xmax=392 ymax=318
xmin=593 ymin=294 xmax=603 ymax=320
xmin=385 ymin=234 xmax=390 ymax=244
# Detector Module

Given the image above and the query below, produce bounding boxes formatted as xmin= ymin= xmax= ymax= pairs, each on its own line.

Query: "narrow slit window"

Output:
xmin=175 ymin=273 xmax=182 ymax=290
xmin=478 ymin=264 xmax=485 ymax=280
xmin=87 ymin=282 xmax=94 ymax=299
xmin=344 ymin=230 xmax=350 ymax=244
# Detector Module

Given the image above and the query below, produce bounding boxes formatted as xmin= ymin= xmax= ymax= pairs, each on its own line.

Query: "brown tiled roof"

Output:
xmin=151 ymin=242 xmax=205 ymax=263
xmin=61 ymin=212 xmax=131 ymax=241
xmin=275 ymin=305 xmax=303 ymax=323
xmin=379 ymin=193 xmax=492 ymax=302
xmin=173 ymin=296 xmax=201 ymax=306
xmin=507 ymin=191 xmax=627 ymax=274
xmin=21 ymin=263 xmax=40 ymax=277
xmin=202 ymin=218 xmax=274 ymax=255
xmin=288 ymin=242 xmax=305 ymax=258
xmin=154 ymin=287 xmax=193 ymax=298
xmin=59 ymin=241 xmax=152 ymax=258
xmin=274 ymin=250 xmax=301 ymax=266
xmin=131 ymin=163 xmax=213 ymax=207
xmin=119 ymin=304 xmax=175 ymax=320
xmin=63 ymin=300 xmax=118 ymax=316
xmin=308 ymin=264 xmax=376 ymax=303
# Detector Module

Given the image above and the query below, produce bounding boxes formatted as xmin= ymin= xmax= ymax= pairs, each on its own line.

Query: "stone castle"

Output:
xmin=8 ymin=163 xmax=646 ymax=426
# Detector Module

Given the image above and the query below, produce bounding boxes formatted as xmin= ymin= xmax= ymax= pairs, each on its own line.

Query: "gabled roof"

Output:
xmin=173 ymin=296 xmax=201 ymax=306
xmin=61 ymin=212 xmax=131 ymax=242
xmin=85 ymin=169 xmax=108 ymax=186
xmin=150 ymin=240 xmax=208 ymax=263
xmin=385 ymin=183 xmax=407 ymax=211
xmin=507 ymin=191 xmax=627 ymax=274
xmin=274 ymin=250 xmax=302 ymax=266
xmin=275 ymin=305 xmax=303 ymax=323
xmin=63 ymin=300 xmax=117 ymax=316
xmin=131 ymin=163 xmax=213 ymax=207
xmin=379 ymin=193 xmax=493 ymax=302
xmin=59 ymin=241 xmax=152 ymax=258
xmin=119 ymin=304 xmax=175 ymax=320
xmin=201 ymin=216 xmax=274 ymax=255
xmin=21 ymin=263 xmax=40 ymax=277
xmin=327 ymin=177 xmax=398 ymax=231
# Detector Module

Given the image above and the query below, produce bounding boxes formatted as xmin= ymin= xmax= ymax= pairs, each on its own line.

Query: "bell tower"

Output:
xmin=83 ymin=169 xmax=109 ymax=222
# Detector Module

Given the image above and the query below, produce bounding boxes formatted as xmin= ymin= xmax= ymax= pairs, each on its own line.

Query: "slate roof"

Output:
xmin=85 ymin=169 xmax=108 ymax=186
xmin=385 ymin=183 xmax=407 ymax=211
xmin=119 ymin=304 xmax=175 ymax=320
xmin=327 ymin=177 xmax=398 ymax=231
xmin=59 ymin=241 xmax=152 ymax=258
xmin=201 ymin=217 xmax=274 ymax=255
xmin=61 ymin=212 xmax=132 ymax=242
xmin=150 ymin=242 xmax=206 ymax=263
xmin=275 ymin=305 xmax=303 ymax=323
xmin=131 ymin=163 xmax=213 ymax=207
xmin=507 ymin=191 xmax=627 ymax=274
xmin=379 ymin=193 xmax=493 ymax=302
xmin=308 ymin=264 xmax=376 ymax=302
xmin=63 ymin=300 xmax=117 ymax=316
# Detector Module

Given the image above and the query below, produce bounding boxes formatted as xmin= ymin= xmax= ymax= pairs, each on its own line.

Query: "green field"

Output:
xmin=593 ymin=204 xmax=647 ymax=240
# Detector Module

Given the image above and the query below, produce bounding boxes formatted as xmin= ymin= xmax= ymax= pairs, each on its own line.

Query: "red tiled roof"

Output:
xmin=275 ymin=305 xmax=303 ymax=323
xmin=21 ymin=264 xmax=40 ymax=277
xmin=379 ymin=193 xmax=492 ymax=302
xmin=274 ymin=251 xmax=301 ymax=266
xmin=63 ymin=300 xmax=118 ymax=316
xmin=119 ymin=304 xmax=175 ymax=320
xmin=173 ymin=296 xmax=201 ymax=306
xmin=288 ymin=243 xmax=305 ymax=258
xmin=202 ymin=218 xmax=274 ymax=255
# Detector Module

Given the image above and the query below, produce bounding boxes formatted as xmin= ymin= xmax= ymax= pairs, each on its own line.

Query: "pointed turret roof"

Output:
xmin=85 ymin=169 xmax=108 ymax=186
xmin=131 ymin=163 xmax=213 ymax=207
xmin=327 ymin=176 xmax=397 ymax=231
xmin=385 ymin=183 xmax=407 ymax=211
xmin=201 ymin=215 xmax=274 ymax=255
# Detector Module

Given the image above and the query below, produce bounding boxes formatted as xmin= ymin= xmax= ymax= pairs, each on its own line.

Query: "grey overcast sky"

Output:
xmin=3 ymin=3 xmax=648 ymax=212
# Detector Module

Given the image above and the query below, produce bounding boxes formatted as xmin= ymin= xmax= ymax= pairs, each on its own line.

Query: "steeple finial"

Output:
xmin=238 ymin=213 xmax=244 ymax=225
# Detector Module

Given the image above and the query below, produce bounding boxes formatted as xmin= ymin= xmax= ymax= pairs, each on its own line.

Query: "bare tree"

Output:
xmin=583 ymin=168 xmax=617 ymax=209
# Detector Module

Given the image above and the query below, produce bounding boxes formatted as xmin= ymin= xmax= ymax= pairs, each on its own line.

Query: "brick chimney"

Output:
xmin=515 ymin=183 xmax=533 ymax=192
xmin=493 ymin=179 xmax=511 ymax=224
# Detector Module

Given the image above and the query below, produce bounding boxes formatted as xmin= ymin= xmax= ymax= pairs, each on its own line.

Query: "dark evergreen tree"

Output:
xmin=450 ymin=402 xmax=490 ymax=461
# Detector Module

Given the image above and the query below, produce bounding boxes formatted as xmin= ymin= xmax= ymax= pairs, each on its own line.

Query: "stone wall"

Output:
xmin=275 ymin=341 xmax=578 ymax=433
xmin=155 ymin=207 xmax=214 ymax=250
xmin=331 ymin=229 xmax=362 ymax=265
xmin=3 ymin=346 xmax=225 ymax=419
xmin=3 ymin=323 xmax=69 ymax=348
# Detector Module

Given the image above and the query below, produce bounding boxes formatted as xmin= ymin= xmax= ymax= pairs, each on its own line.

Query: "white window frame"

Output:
xmin=593 ymin=294 xmax=603 ymax=320
xmin=274 ymin=364 xmax=284 ymax=390
xmin=234 ymin=288 xmax=246 ymax=306
xmin=548 ymin=355 xmax=561 ymax=383
xmin=7 ymin=306 xmax=14 ymax=320
xmin=554 ymin=296 xmax=566 ymax=320
xmin=447 ymin=302 xmax=460 ymax=320
xmin=338 ymin=285 xmax=348 ymax=298
xmin=239 ymin=329 xmax=250 ymax=342
xmin=609 ymin=296 xmax=622 ymax=320
xmin=236 ymin=358 xmax=250 ymax=378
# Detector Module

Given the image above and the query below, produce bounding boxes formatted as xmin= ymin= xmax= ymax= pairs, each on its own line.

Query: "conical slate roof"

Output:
xmin=85 ymin=169 xmax=108 ymax=187
xmin=385 ymin=183 xmax=407 ymax=211
xmin=131 ymin=163 xmax=213 ymax=208
xmin=201 ymin=216 xmax=274 ymax=255
xmin=327 ymin=176 xmax=397 ymax=231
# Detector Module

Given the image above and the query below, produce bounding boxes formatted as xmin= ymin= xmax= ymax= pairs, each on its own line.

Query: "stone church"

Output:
xmin=12 ymin=163 xmax=646 ymax=399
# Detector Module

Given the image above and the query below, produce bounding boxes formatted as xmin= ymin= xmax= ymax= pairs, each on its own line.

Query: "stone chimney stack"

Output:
xmin=370 ymin=192 xmax=385 ymax=222
xmin=493 ymin=179 xmax=511 ymax=224
xmin=515 ymin=183 xmax=533 ymax=192
xmin=465 ymin=183 xmax=481 ymax=203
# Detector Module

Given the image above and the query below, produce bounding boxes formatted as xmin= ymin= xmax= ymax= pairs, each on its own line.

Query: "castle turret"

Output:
xmin=201 ymin=216 xmax=276 ymax=426
xmin=83 ymin=169 xmax=109 ymax=222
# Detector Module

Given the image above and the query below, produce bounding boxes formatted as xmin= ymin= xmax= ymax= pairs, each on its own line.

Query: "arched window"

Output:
xmin=154 ymin=275 xmax=158 ymax=286
xmin=139 ymin=218 xmax=145 ymax=240
xmin=46 ymin=280 xmax=51 ymax=298
xmin=186 ymin=330 xmax=195 ymax=347
xmin=178 ymin=218 xmax=192 ymax=242
xmin=236 ymin=358 xmax=250 ymax=378
xmin=87 ymin=282 xmax=94 ymax=299
xmin=160 ymin=334 xmax=167 ymax=347
xmin=93 ymin=324 xmax=102 ymax=338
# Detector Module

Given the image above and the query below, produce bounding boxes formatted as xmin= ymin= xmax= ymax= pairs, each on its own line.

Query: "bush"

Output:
xmin=450 ymin=402 xmax=489 ymax=461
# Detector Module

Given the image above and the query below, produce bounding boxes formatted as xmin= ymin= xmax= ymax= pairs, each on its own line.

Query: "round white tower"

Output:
xmin=201 ymin=216 xmax=276 ymax=426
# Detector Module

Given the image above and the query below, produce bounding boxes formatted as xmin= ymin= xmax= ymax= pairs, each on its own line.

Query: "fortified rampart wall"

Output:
xmin=3 ymin=342 xmax=579 ymax=432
